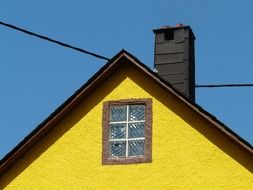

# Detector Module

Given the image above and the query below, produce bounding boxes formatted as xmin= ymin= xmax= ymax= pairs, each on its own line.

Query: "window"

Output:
xmin=102 ymin=99 xmax=152 ymax=165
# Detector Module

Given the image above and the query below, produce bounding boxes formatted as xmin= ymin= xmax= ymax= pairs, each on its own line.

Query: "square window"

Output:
xmin=110 ymin=141 xmax=126 ymax=157
xmin=109 ymin=124 xmax=126 ymax=139
xmin=128 ymin=140 xmax=145 ymax=156
xmin=102 ymin=99 xmax=152 ymax=165
xmin=129 ymin=123 xmax=144 ymax=138
xmin=128 ymin=105 xmax=145 ymax=121
xmin=110 ymin=105 xmax=127 ymax=122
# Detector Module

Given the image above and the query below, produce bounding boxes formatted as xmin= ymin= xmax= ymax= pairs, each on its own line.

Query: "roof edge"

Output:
xmin=0 ymin=49 xmax=135 ymax=175
xmin=0 ymin=49 xmax=252 ymax=175
xmin=122 ymin=52 xmax=252 ymax=153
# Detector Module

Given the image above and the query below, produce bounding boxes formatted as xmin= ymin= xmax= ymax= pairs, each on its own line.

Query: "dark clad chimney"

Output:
xmin=153 ymin=24 xmax=195 ymax=102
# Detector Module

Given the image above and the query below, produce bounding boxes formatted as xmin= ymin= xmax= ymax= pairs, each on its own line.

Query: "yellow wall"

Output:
xmin=1 ymin=63 xmax=252 ymax=189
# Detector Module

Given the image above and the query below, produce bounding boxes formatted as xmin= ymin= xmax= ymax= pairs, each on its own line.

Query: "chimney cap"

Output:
xmin=153 ymin=24 xmax=190 ymax=33
xmin=160 ymin=25 xmax=171 ymax=29
xmin=176 ymin=23 xmax=184 ymax=27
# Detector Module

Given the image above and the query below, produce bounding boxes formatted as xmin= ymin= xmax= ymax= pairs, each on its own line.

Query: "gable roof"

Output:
xmin=0 ymin=50 xmax=252 ymax=175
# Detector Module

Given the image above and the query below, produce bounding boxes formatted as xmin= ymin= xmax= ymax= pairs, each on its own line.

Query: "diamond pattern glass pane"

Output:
xmin=129 ymin=105 xmax=145 ymax=121
xmin=129 ymin=123 xmax=144 ymax=138
xmin=110 ymin=124 xmax=126 ymax=139
xmin=110 ymin=105 xmax=127 ymax=122
xmin=110 ymin=141 xmax=126 ymax=157
xmin=128 ymin=140 xmax=144 ymax=156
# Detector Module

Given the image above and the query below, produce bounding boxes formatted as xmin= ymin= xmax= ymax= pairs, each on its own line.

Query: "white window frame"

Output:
xmin=109 ymin=105 xmax=145 ymax=157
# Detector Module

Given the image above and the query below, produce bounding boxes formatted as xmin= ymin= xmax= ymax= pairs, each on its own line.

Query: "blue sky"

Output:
xmin=1 ymin=0 xmax=253 ymax=159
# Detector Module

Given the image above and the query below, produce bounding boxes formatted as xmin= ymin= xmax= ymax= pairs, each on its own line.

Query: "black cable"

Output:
xmin=196 ymin=84 xmax=253 ymax=88
xmin=2 ymin=21 xmax=253 ymax=87
xmin=0 ymin=21 xmax=110 ymax=61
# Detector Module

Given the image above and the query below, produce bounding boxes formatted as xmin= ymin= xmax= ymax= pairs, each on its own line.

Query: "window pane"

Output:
xmin=110 ymin=105 xmax=127 ymax=122
xmin=129 ymin=123 xmax=144 ymax=138
xmin=128 ymin=140 xmax=144 ymax=156
xmin=129 ymin=105 xmax=145 ymax=121
xmin=110 ymin=124 xmax=126 ymax=139
xmin=110 ymin=141 xmax=126 ymax=157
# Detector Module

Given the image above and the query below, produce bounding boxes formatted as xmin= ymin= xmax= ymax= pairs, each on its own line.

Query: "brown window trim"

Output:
xmin=102 ymin=98 xmax=152 ymax=165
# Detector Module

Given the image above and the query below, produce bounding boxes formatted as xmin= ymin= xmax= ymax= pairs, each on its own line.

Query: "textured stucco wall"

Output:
xmin=1 ymin=63 xmax=252 ymax=189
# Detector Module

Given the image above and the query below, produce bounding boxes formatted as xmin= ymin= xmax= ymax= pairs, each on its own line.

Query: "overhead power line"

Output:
xmin=1 ymin=21 xmax=253 ymax=89
xmin=196 ymin=84 xmax=253 ymax=88
xmin=0 ymin=21 xmax=110 ymax=61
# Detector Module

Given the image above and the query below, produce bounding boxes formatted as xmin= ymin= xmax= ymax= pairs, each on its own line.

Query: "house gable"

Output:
xmin=0 ymin=50 xmax=252 ymax=189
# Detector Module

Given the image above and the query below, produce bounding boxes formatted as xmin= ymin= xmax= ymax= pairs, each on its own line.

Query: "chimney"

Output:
xmin=153 ymin=24 xmax=195 ymax=102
